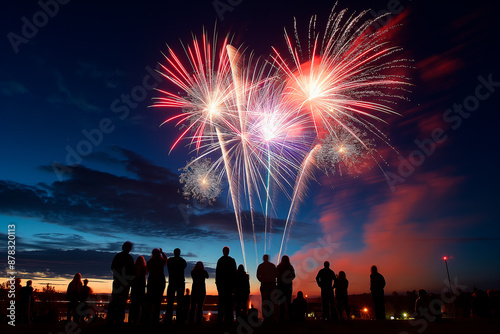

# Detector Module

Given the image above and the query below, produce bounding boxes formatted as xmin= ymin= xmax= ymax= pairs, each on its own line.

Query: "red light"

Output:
xmin=443 ymin=256 xmax=447 ymax=260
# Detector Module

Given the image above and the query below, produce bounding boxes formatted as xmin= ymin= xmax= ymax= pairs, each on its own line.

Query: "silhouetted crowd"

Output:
xmin=102 ymin=241 xmax=375 ymax=327
xmin=13 ymin=241 xmax=500 ymax=326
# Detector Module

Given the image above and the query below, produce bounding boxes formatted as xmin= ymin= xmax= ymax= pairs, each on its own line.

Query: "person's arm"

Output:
xmin=215 ymin=259 xmax=220 ymax=286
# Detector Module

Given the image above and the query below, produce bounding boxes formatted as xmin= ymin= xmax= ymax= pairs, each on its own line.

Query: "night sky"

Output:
xmin=1 ymin=0 xmax=499 ymax=296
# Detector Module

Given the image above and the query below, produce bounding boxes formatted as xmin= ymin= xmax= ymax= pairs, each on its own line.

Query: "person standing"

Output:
xmin=19 ymin=280 xmax=34 ymax=323
xmin=235 ymin=264 xmax=250 ymax=319
xmin=277 ymin=255 xmax=295 ymax=322
xmin=66 ymin=273 xmax=83 ymax=323
xmin=107 ymin=241 xmax=135 ymax=325
xmin=292 ymin=291 xmax=307 ymax=322
xmin=165 ymin=248 xmax=187 ymax=324
xmin=370 ymin=265 xmax=386 ymax=320
xmin=146 ymin=248 xmax=167 ymax=325
xmin=190 ymin=261 xmax=209 ymax=325
xmin=335 ymin=271 xmax=349 ymax=319
xmin=130 ymin=256 xmax=147 ymax=324
xmin=315 ymin=261 xmax=337 ymax=320
xmin=80 ymin=279 xmax=93 ymax=321
xmin=216 ymin=246 xmax=237 ymax=326
xmin=257 ymin=254 xmax=277 ymax=322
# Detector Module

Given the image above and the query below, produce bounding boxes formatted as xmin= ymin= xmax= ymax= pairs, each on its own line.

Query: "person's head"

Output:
xmin=371 ymin=265 xmax=378 ymax=274
xmin=136 ymin=255 xmax=146 ymax=267
xmin=122 ymin=241 xmax=133 ymax=253
xmin=185 ymin=288 xmax=190 ymax=295
xmin=222 ymin=246 xmax=230 ymax=256
xmin=194 ymin=261 xmax=204 ymax=271
xmin=26 ymin=280 xmax=32 ymax=287
xmin=152 ymin=248 xmax=161 ymax=258
xmin=324 ymin=261 xmax=330 ymax=268
xmin=281 ymin=255 xmax=290 ymax=265
xmin=174 ymin=248 xmax=181 ymax=257
xmin=83 ymin=279 xmax=89 ymax=286
xmin=338 ymin=271 xmax=346 ymax=279
xmin=238 ymin=264 xmax=245 ymax=273
xmin=73 ymin=273 xmax=82 ymax=282
xmin=418 ymin=289 xmax=427 ymax=298
xmin=297 ymin=291 xmax=304 ymax=299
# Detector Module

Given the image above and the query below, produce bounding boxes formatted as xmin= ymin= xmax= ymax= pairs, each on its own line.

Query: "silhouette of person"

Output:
xmin=80 ymin=279 xmax=93 ymax=321
xmin=130 ymin=256 xmax=147 ymax=324
xmin=488 ymin=289 xmax=500 ymax=319
xmin=414 ymin=289 xmax=429 ymax=319
xmin=190 ymin=261 xmax=209 ymax=325
xmin=81 ymin=279 xmax=92 ymax=302
xmin=316 ymin=261 xmax=337 ymax=320
xmin=257 ymin=254 xmax=277 ymax=322
xmin=335 ymin=271 xmax=349 ymax=320
xmin=292 ymin=291 xmax=307 ymax=322
xmin=183 ymin=288 xmax=191 ymax=325
xmin=66 ymin=273 xmax=83 ymax=323
xmin=165 ymin=248 xmax=187 ymax=324
xmin=235 ymin=264 xmax=250 ymax=319
xmin=472 ymin=288 xmax=492 ymax=318
xmin=277 ymin=255 xmax=295 ymax=322
xmin=370 ymin=265 xmax=386 ymax=320
xmin=18 ymin=280 xmax=34 ymax=323
xmin=145 ymin=248 xmax=167 ymax=325
xmin=107 ymin=241 xmax=134 ymax=325
xmin=216 ymin=246 xmax=237 ymax=326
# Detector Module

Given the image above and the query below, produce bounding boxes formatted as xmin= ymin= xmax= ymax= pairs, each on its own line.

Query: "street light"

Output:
xmin=443 ymin=256 xmax=455 ymax=317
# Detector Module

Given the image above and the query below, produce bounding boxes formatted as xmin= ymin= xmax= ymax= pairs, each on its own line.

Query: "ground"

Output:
xmin=4 ymin=318 xmax=500 ymax=334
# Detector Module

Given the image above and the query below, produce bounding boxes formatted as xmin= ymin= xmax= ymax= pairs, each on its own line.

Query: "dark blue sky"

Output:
xmin=1 ymin=0 xmax=499 ymax=294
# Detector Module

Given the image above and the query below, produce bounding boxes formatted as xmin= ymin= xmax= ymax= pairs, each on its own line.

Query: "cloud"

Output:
xmin=0 ymin=81 xmax=29 ymax=96
xmin=0 ymin=148 xmax=229 ymax=241
xmin=0 ymin=244 xmax=214 ymax=281
xmin=46 ymin=71 xmax=100 ymax=112
xmin=289 ymin=170 xmax=468 ymax=294
xmin=1 ymin=147 xmax=314 ymax=245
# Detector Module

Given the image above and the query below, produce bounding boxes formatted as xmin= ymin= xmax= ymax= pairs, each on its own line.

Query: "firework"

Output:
xmin=179 ymin=157 xmax=222 ymax=204
xmin=315 ymin=122 xmax=374 ymax=176
xmin=153 ymin=5 xmax=410 ymax=264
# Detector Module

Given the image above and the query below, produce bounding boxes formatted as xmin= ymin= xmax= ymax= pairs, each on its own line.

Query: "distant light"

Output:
xmin=403 ymin=313 xmax=407 ymax=318
xmin=305 ymin=295 xmax=308 ymax=298
xmin=390 ymin=316 xmax=395 ymax=320
xmin=338 ymin=146 xmax=346 ymax=153
xmin=363 ymin=308 xmax=368 ymax=313
xmin=208 ymin=312 xmax=211 ymax=316
xmin=443 ymin=256 xmax=447 ymax=260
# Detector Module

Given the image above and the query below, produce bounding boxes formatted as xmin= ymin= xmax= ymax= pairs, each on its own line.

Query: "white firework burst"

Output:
xmin=316 ymin=123 xmax=374 ymax=176
xmin=179 ymin=157 xmax=222 ymax=204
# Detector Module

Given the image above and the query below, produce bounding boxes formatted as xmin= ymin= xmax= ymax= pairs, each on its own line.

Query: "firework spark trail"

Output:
xmin=226 ymin=45 xmax=260 ymax=266
xmin=264 ymin=143 xmax=271 ymax=253
xmin=216 ymin=127 xmax=247 ymax=269
xmin=277 ymin=144 xmax=320 ymax=261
